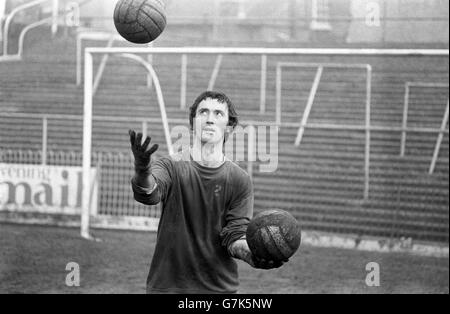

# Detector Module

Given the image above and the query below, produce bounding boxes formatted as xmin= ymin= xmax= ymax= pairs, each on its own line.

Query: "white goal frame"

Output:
xmin=81 ymin=47 xmax=449 ymax=239
xmin=81 ymin=48 xmax=174 ymax=239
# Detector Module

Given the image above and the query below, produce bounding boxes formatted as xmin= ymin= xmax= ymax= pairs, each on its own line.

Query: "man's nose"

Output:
xmin=206 ymin=112 xmax=215 ymax=124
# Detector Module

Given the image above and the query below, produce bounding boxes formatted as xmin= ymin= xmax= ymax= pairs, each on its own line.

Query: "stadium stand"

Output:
xmin=0 ymin=27 xmax=448 ymax=242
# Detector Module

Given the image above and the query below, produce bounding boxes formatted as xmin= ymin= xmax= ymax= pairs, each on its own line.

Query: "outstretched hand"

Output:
xmin=129 ymin=129 xmax=159 ymax=173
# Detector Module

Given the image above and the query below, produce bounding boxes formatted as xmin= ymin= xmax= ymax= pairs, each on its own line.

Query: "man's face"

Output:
xmin=193 ymin=98 xmax=229 ymax=144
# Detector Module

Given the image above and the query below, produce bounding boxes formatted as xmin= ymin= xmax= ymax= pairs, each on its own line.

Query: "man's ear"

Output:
xmin=225 ymin=125 xmax=234 ymax=134
xmin=223 ymin=126 xmax=234 ymax=144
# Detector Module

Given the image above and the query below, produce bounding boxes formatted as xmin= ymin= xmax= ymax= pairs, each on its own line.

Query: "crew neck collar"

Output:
xmin=189 ymin=149 xmax=227 ymax=170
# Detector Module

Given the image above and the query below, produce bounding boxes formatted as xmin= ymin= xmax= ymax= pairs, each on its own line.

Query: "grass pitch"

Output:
xmin=0 ymin=223 xmax=448 ymax=294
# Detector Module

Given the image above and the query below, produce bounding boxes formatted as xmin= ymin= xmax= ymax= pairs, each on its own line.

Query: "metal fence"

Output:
xmin=0 ymin=149 xmax=160 ymax=218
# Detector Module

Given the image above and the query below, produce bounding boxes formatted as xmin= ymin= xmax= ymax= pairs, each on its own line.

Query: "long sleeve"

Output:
xmin=219 ymin=171 xmax=254 ymax=254
xmin=131 ymin=157 xmax=173 ymax=206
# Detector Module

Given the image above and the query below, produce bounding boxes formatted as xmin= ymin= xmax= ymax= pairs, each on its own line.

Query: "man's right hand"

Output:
xmin=129 ymin=129 xmax=159 ymax=174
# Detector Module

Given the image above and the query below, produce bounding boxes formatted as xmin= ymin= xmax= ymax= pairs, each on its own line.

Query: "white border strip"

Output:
xmin=301 ymin=231 xmax=449 ymax=258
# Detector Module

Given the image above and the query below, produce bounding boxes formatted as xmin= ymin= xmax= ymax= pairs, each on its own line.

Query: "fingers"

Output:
xmin=129 ymin=129 xmax=159 ymax=159
xmin=141 ymin=137 xmax=158 ymax=156
xmin=135 ymin=132 xmax=143 ymax=148
xmin=270 ymin=261 xmax=284 ymax=269
xmin=141 ymin=136 xmax=151 ymax=150
xmin=129 ymin=129 xmax=136 ymax=146
xmin=145 ymin=143 xmax=159 ymax=157
xmin=259 ymin=259 xmax=276 ymax=269
xmin=254 ymin=257 xmax=286 ymax=270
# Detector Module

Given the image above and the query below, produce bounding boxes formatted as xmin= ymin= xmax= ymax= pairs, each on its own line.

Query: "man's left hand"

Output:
xmin=229 ymin=238 xmax=288 ymax=270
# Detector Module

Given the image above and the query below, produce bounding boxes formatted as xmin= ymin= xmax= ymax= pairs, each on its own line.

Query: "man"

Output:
xmin=129 ymin=91 xmax=285 ymax=294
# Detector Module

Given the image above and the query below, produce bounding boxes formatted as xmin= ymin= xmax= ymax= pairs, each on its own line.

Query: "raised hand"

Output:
xmin=129 ymin=129 xmax=159 ymax=174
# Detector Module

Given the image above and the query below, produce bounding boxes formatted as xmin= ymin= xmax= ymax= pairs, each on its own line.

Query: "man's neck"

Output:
xmin=191 ymin=140 xmax=225 ymax=168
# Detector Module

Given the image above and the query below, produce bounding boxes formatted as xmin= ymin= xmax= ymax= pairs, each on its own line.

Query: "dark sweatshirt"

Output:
xmin=132 ymin=153 xmax=254 ymax=294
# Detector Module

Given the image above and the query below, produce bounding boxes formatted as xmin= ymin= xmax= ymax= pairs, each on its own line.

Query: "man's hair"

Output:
xmin=189 ymin=91 xmax=239 ymax=131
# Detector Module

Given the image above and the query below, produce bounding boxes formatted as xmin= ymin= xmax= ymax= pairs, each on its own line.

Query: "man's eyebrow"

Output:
xmin=197 ymin=107 xmax=226 ymax=113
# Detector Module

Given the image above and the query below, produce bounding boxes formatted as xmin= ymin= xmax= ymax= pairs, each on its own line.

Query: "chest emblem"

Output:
xmin=214 ymin=185 xmax=222 ymax=195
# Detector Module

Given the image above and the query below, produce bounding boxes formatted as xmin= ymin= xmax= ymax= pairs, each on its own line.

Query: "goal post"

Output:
xmin=81 ymin=51 xmax=93 ymax=239
xmin=81 ymin=48 xmax=173 ymax=239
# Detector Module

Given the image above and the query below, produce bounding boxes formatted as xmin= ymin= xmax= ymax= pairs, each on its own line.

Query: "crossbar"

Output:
xmin=76 ymin=32 xmax=124 ymax=85
xmin=76 ymin=31 xmax=154 ymax=87
xmin=85 ymin=47 xmax=449 ymax=56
